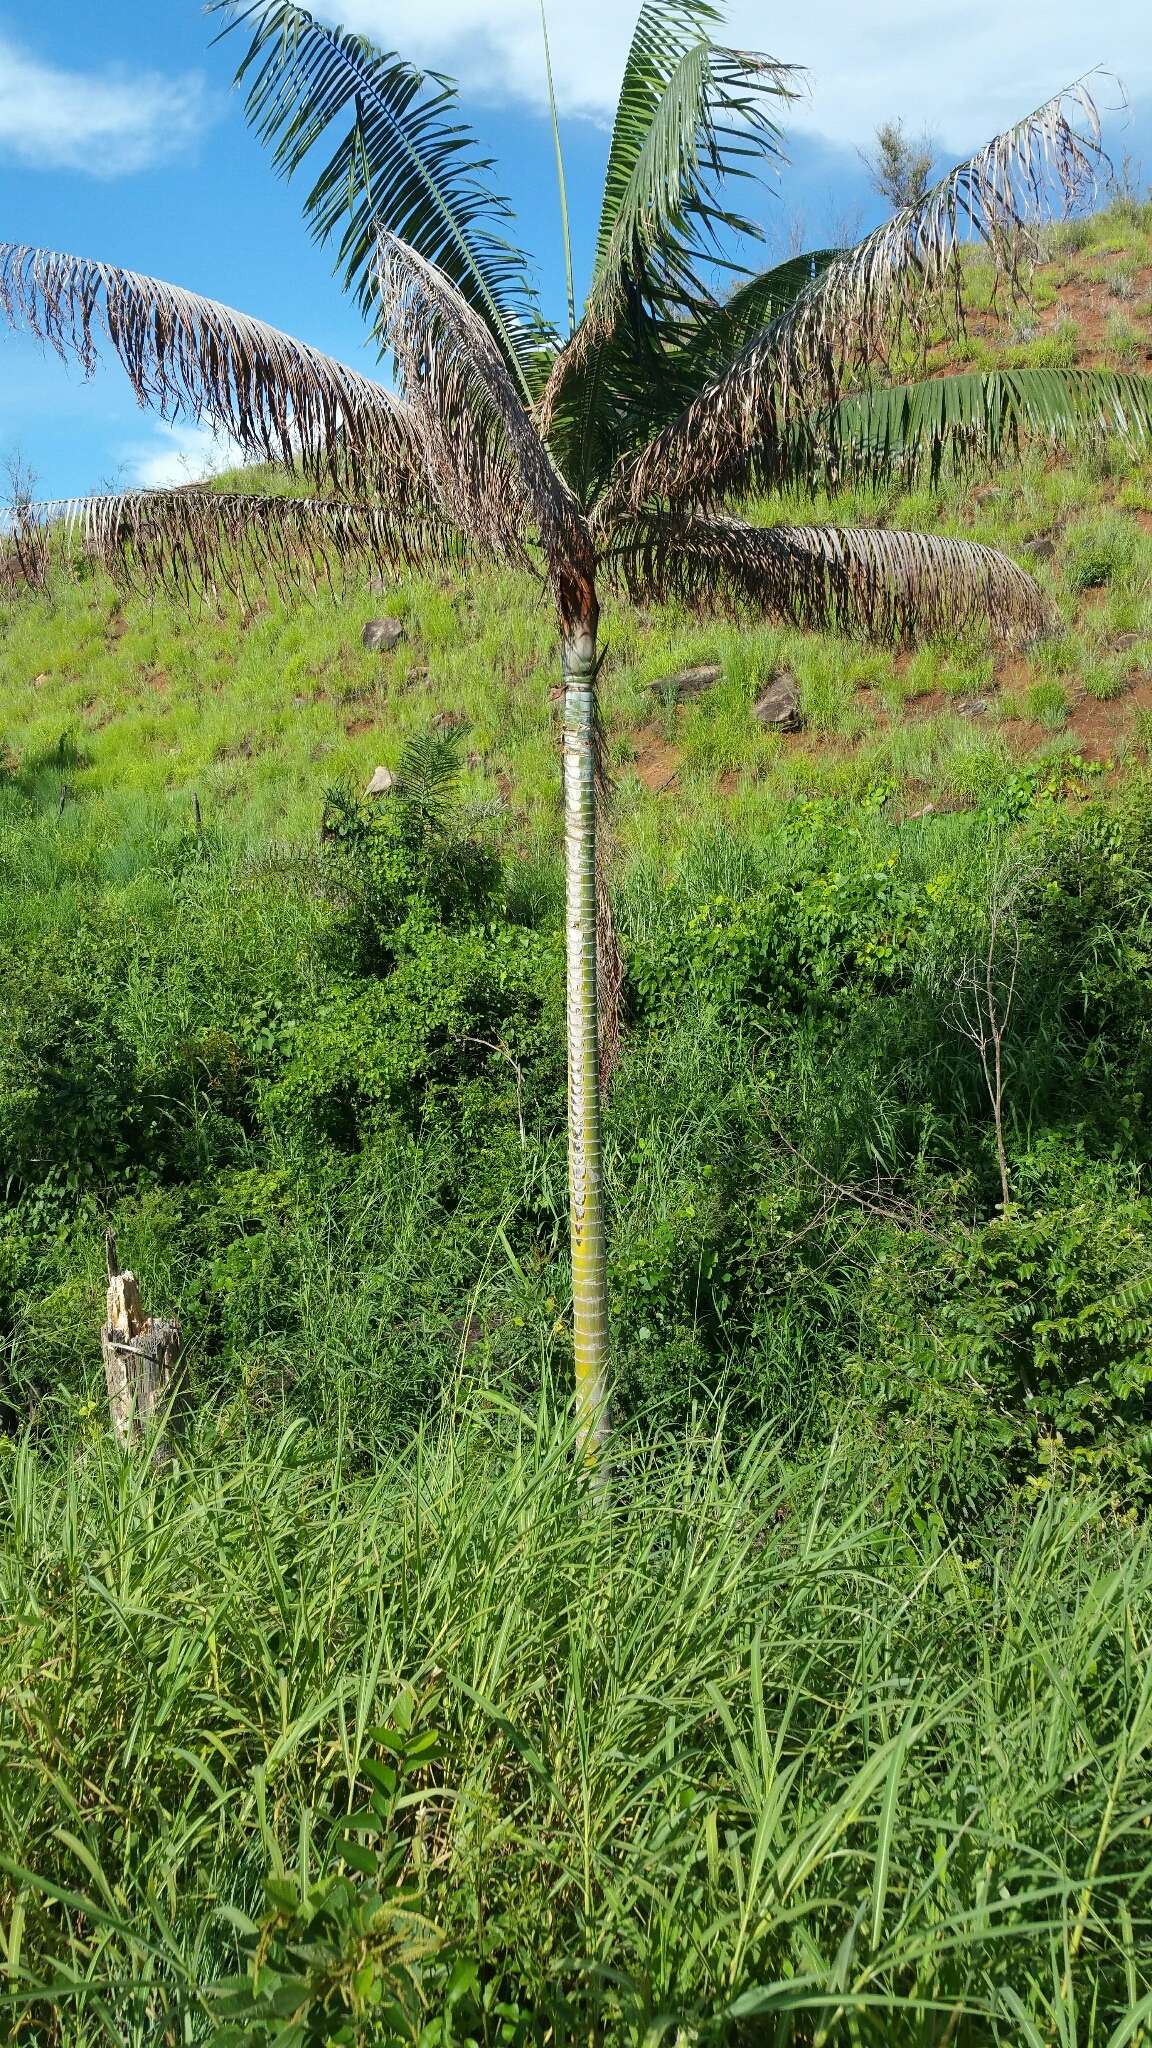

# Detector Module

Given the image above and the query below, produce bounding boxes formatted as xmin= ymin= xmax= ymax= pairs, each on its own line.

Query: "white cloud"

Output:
xmin=122 ymin=421 xmax=248 ymax=490
xmin=0 ymin=32 xmax=208 ymax=176
xmin=326 ymin=0 xmax=1148 ymax=153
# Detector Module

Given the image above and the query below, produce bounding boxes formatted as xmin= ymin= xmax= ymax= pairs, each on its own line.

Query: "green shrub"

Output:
xmin=845 ymin=1172 xmax=1152 ymax=1511
xmin=1104 ymin=263 xmax=1137 ymax=299
xmin=1013 ymin=319 xmax=1078 ymax=370
xmin=1081 ymin=659 xmax=1131 ymax=701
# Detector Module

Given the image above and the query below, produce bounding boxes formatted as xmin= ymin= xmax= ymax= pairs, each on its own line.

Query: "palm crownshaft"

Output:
xmin=5 ymin=4 xmax=1152 ymax=1456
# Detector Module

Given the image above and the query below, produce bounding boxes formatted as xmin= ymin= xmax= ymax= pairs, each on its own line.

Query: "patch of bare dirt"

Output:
xmin=934 ymin=257 xmax=1152 ymax=375
xmin=993 ymin=653 xmax=1032 ymax=694
xmin=904 ymin=689 xmax=950 ymax=720
xmin=631 ymin=730 xmax=681 ymax=793
xmin=996 ymin=674 xmax=1152 ymax=763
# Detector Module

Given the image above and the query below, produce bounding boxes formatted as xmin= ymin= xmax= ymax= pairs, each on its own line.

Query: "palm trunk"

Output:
xmin=562 ymin=611 xmax=609 ymax=1463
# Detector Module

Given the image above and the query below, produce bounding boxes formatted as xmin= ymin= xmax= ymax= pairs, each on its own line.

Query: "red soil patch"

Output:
xmin=632 ymin=730 xmax=681 ymax=792
xmin=936 ymin=257 xmax=1152 ymax=375
xmin=994 ymin=654 xmax=1032 ymax=693
xmin=997 ymin=674 xmax=1152 ymax=763
xmin=904 ymin=689 xmax=950 ymax=720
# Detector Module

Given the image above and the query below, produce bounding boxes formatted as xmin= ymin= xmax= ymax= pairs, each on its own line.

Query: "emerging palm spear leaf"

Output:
xmin=5 ymin=2 xmax=1152 ymax=1459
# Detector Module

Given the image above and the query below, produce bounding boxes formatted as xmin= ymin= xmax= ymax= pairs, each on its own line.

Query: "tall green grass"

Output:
xmin=1 ymin=1398 xmax=1150 ymax=2043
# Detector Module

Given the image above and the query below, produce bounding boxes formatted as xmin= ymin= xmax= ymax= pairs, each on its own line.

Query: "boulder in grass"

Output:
xmin=753 ymin=670 xmax=803 ymax=731
xmin=649 ymin=662 xmax=721 ymax=702
xmin=362 ymin=617 xmax=405 ymax=652
xmin=364 ymin=765 xmax=395 ymax=798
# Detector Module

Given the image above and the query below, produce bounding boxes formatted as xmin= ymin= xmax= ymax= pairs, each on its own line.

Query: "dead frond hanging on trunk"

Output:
xmin=603 ymin=80 xmax=1108 ymax=514
xmin=377 ymin=233 xmax=598 ymax=632
xmin=24 ymin=490 xmax=474 ymax=603
xmin=0 ymin=245 xmax=427 ymax=499
xmin=604 ymin=512 xmax=1054 ymax=645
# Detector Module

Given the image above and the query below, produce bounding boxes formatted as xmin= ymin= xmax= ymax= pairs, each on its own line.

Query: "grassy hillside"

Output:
xmin=2 ymin=204 xmax=1152 ymax=2040
xmin=5 ymin=204 xmax=1152 ymax=853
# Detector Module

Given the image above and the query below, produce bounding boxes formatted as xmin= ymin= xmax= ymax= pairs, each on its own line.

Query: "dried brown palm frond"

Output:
xmin=603 ymin=80 xmax=1108 ymax=514
xmin=0 ymin=245 xmax=427 ymax=499
xmin=604 ymin=512 xmax=1054 ymax=645
xmin=376 ymin=233 xmax=597 ymax=630
xmin=22 ymin=489 xmax=473 ymax=604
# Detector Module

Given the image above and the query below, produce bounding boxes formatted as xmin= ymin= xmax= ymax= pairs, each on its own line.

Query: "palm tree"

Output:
xmin=4 ymin=4 xmax=1151 ymax=1460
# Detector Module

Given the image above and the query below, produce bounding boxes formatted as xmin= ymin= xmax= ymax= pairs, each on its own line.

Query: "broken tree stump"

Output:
xmin=100 ymin=1230 xmax=182 ymax=1453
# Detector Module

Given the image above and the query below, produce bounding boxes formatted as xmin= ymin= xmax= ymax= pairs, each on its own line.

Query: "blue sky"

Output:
xmin=1 ymin=0 xmax=1149 ymax=501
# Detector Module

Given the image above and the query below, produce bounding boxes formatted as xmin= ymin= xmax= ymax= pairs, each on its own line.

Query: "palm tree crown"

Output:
xmin=5 ymin=5 xmax=1147 ymax=630
xmin=5 ymin=1 xmax=1152 ymax=1455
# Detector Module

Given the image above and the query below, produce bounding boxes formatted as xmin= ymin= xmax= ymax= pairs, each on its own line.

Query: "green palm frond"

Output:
xmin=540 ymin=0 xmax=797 ymax=500
xmin=212 ymin=0 xmax=545 ymax=395
xmin=670 ymin=248 xmax=842 ymax=389
xmin=395 ymin=724 xmax=468 ymax=822
xmin=813 ymin=367 xmax=1152 ymax=487
xmin=544 ymin=248 xmax=839 ymax=502
xmin=590 ymin=0 xmax=794 ymax=317
xmin=637 ymin=247 xmax=843 ymax=451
